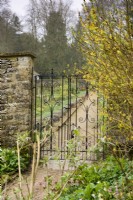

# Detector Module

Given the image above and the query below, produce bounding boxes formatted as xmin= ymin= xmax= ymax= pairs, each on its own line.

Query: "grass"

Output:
xmin=35 ymin=80 xmax=86 ymax=120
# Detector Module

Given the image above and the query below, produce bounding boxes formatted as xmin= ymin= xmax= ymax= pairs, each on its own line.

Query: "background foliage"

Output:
xmin=0 ymin=0 xmax=84 ymax=74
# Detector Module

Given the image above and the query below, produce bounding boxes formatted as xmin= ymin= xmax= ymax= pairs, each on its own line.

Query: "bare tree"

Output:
xmin=0 ymin=0 xmax=9 ymax=9
xmin=26 ymin=0 xmax=75 ymax=38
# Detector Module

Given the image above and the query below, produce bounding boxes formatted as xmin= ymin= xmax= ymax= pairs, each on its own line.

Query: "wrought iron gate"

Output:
xmin=33 ymin=70 xmax=104 ymax=160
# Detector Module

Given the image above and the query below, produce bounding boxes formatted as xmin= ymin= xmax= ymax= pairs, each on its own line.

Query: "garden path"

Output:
xmin=52 ymin=91 xmax=99 ymax=160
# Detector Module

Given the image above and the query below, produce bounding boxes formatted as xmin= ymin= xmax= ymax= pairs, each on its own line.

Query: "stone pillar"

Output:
xmin=0 ymin=53 xmax=35 ymax=147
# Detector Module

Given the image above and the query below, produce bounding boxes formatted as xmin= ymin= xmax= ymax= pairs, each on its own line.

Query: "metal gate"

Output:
xmin=32 ymin=70 xmax=104 ymax=160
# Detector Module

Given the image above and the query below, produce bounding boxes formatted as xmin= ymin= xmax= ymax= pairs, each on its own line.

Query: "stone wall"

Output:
xmin=0 ymin=53 xmax=35 ymax=147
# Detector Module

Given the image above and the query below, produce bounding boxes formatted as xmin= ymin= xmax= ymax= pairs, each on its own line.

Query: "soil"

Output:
xmin=4 ymin=166 xmax=63 ymax=200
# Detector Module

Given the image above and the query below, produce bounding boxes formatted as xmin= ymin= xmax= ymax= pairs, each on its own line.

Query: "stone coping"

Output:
xmin=0 ymin=52 xmax=36 ymax=58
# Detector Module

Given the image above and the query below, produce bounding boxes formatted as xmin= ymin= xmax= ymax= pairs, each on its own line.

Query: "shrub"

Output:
xmin=59 ymin=156 xmax=133 ymax=200
xmin=0 ymin=147 xmax=29 ymax=184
